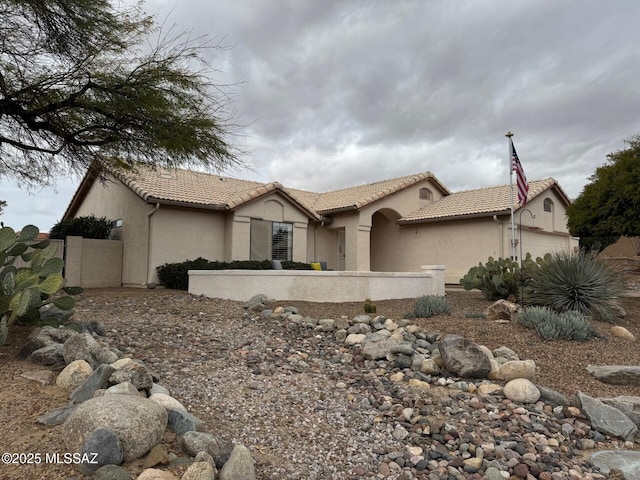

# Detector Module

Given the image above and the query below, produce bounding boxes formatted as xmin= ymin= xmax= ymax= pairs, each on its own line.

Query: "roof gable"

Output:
xmin=285 ymin=172 xmax=450 ymax=214
xmin=399 ymin=178 xmax=569 ymax=224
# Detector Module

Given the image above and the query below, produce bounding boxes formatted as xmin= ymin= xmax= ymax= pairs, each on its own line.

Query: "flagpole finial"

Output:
xmin=505 ymin=131 xmax=514 ymax=138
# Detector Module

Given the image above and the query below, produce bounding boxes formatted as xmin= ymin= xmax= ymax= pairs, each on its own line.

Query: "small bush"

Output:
xmin=527 ymin=251 xmax=626 ymax=322
xmin=156 ymin=258 xmax=312 ymax=290
xmin=407 ymin=295 xmax=451 ymax=318
xmin=50 ymin=215 xmax=113 ymax=239
xmin=518 ymin=306 xmax=601 ymax=341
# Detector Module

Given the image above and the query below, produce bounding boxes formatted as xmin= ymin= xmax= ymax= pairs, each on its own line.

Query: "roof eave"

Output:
xmin=398 ymin=209 xmax=512 ymax=225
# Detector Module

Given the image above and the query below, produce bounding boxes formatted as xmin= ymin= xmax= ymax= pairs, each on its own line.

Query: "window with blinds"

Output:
xmin=250 ymin=219 xmax=293 ymax=261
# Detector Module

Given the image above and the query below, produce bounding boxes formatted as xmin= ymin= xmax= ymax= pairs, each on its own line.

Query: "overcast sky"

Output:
xmin=2 ymin=0 xmax=640 ymax=231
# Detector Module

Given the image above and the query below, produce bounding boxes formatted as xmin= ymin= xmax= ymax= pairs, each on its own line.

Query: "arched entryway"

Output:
xmin=370 ymin=208 xmax=402 ymax=271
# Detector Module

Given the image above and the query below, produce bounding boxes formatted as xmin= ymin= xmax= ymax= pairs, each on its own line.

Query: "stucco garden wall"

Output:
xmin=188 ymin=265 xmax=445 ymax=302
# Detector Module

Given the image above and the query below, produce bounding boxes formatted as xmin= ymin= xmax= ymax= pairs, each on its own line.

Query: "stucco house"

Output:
xmin=62 ymin=168 xmax=577 ymax=286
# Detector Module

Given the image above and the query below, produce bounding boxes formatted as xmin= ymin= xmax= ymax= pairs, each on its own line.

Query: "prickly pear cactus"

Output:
xmin=1 ymin=225 xmax=83 ymax=343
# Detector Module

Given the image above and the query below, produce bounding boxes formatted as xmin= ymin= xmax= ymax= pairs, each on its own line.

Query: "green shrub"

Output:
xmin=518 ymin=306 xmax=601 ymax=341
xmin=156 ymin=258 xmax=311 ymax=290
xmin=460 ymin=254 xmax=549 ymax=301
xmin=50 ymin=215 xmax=113 ymax=239
xmin=1 ymin=225 xmax=83 ymax=344
xmin=407 ymin=295 xmax=451 ymax=318
xmin=527 ymin=251 xmax=625 ymax=322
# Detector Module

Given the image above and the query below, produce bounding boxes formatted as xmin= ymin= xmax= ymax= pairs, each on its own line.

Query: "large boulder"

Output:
xmin=218 ymin=445 xmax=256 ymax=480
xmin=438 ymin=334 xmax=492 ymax=378
xmin=63 ymin=394 xmax=167 ymax=462
xmin=586 ymin=365 xmax=640 ymax=386
xmin=577 ymin=391 xmax=638 ymax=441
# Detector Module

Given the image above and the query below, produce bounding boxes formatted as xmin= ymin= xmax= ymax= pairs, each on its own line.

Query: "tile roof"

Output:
xmin=285 ymin=172 xmax=449 ymax=214
xmin=399 ymin=178 xmax=565 ymax=223
xmin=118 ymin=168 xmax=450 ymax=216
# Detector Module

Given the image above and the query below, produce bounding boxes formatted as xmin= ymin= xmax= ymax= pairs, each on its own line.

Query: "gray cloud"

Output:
xmin=3 ymin=0 xmax=640 ymax=229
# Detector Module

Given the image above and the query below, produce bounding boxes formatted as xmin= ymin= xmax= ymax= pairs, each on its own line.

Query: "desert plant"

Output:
xmin=460 ymin=256 xmax=520 ymax=300
xmin=518 ymin=306 xmax=601 ymax=341
xmin=409 ymin=295 xmax=451 ymax=318
xmin=364 ymin=299 xmax=377 ymax=314
xmin=527 ymin=251 xmax=626 ymax=322
xmin=1 ymin=225 xmax=83 ymax=344
xmin=460 ymin=254 xmax=549 ymax=301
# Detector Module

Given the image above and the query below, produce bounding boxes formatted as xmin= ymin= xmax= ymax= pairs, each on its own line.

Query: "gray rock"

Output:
xmin=586 ymin=365 xmax=640 ymax=386
xmin=317 ymin=318 xmax=336 ymax=331
xmin=352 ymin=314 xmax=371 ymax=324
xmin=63 ymin=332 xmax=102 ymax=367
xmin=109 ymin=361 xmax=153 ymax=391
xmin=168 ymin=409 xmax=203 ymax=435
xmin=577 ymin=391 xmax=638 ymax=440
xmin=39 ymin=304 xmax=74 ymax=323
xmin=537 ymin=385 xmax=573 ymax=407
xmin=438 ymin=334 xmax=492 ymax=378
xmin=78 ymin=428 xmax=123 ymax=474
xmin=149 ymin=383 xmax=171 ymax=396
xmin=601 ymin=396 xmax=640 ymax=428
xmin=589 ymin=450 xmax=640 ymax=478
xmin=182 ymin=460 xmax=217 ymax=480
xmin=347 ymin=323 xmax=371 ymax=334
xmin=20 ymin=369 xmax=56 ymax=385
xmin=105 ymin=381 xmax=140 ymax=396
xmin=70 ymin=364 xmax=116 ymax=403
xmin=182 ymin=431 xmax=233 ymax=469
xmin=390 ymin=343 xmax=414 ymax=356
xmin=492 ymin=346 xmax=520 ymax=361
xmin=218 ymin=445 xmax=256 ymax=480
xmin=149 ymin=393 xmax=186 ymax=412
xmin=243 ymin=294 xmax=267 ymax=310
xmin=63 ymin=394 xmax=167 ymax=462
xmin=29 ymin=343 xmax=65 ymax=366
xmin=362 ymin=337 xmax=399 ymax=360
xmin=37 ymin=404 xmax=77 ymax=425
xmin=93 ymin=464 xmax=133 ymax=480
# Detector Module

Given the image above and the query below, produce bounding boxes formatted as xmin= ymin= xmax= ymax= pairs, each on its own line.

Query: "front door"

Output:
xmin=337 ymin=229 xmax=346 ymax=271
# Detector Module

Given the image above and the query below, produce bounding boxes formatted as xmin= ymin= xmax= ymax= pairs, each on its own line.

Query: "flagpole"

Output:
xmin=506 ymin=131 xmax=516 ymax=261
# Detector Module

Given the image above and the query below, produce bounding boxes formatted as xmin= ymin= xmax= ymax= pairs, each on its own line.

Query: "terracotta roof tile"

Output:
xmin=399 ymin=178 xmax=564 ymax=223
xmin=285 ymin=172 xmax=449 ymax=213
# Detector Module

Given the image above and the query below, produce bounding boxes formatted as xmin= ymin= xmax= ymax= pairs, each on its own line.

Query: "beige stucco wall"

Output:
xmin=147 ymin=206 xmax=227 ymax=283
xmin=320 ymin=178 xmax=446 ymax=271
xmin=231 ymin=193 xmax=310 ymax=262
xmin=72 ymin=179 xmax=150 ymax=286
xmin=377 ymin=190 xmax=576 ymax=284
xmin=64 ymin=236 xmax=123 ymax=288
xmin=189 ymin=267 xmax=445 ymax=302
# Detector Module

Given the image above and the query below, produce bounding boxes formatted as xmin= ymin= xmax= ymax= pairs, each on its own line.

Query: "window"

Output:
xmin=250 ymin=219 xmax=293 ymax=261
xmin=543 ymin=198 xmax=553 ymax=212
xmin=419 ymin=188 xmax=432 ymax=201
xmin=111 ymin=219 xmax=123 ymax=228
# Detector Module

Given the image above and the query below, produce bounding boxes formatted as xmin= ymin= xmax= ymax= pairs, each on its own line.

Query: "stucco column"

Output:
xmin=345 ymin=224 xmax=371 ymax=271
xmin=227 ymin=215 xmax=251 ymax=261
xmin=292 ymin=221 xmax=307 ymax=262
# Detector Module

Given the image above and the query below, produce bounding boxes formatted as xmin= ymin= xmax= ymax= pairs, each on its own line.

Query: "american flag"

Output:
xmin=510 ymin=139 xmax=529 ymax=206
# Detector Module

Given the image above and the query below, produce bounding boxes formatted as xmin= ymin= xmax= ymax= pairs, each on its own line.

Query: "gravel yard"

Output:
xmin=0 ymin=257 xmax=639 ymax=479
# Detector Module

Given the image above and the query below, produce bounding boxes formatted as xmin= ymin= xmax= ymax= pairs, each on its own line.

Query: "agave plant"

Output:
xmin=518 ymin=306 xmax=601 ymax=341
xmin=527 ymin=251 xmax=625 ymax=322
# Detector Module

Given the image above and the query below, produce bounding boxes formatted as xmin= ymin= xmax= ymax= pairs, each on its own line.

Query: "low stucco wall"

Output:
xmin=188 ymin=265 xmax=445 ymax=302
